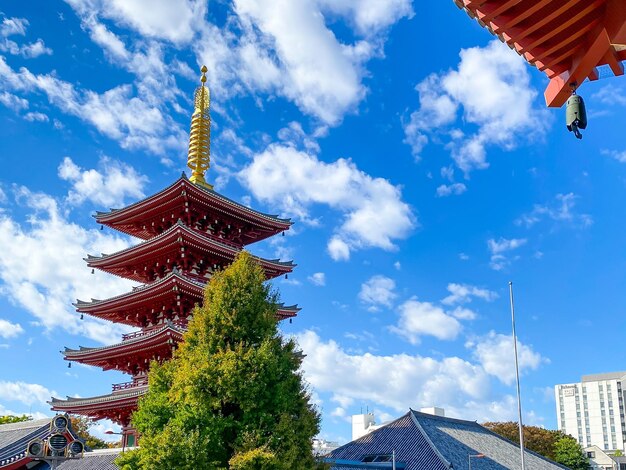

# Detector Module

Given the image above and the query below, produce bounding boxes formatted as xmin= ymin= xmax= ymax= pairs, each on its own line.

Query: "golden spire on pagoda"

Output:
xmin=187 ymin=65 xmax=212 ymax=189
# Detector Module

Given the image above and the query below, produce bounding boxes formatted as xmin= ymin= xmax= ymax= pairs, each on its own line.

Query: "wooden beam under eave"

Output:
xmin=476 ymin=0 xmax=521 ymax=25
xmin=516 ymin=0 xmax=604 ymax=55
xmin=491 ymin=0 xmax=552 ymax=33
xmin=603 ymin=48 xmax=625 ymax=76
xmin=605 ymin=0 xmax=626 ymax=44
xmin=545 ymin=28 xmax=612 ymax=107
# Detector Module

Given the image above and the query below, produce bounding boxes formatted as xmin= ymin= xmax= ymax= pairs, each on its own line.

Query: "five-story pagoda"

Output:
xmin=49 ymin=66 xmax=299 ymax=447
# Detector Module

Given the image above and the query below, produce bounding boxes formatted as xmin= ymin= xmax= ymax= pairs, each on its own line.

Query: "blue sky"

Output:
xmin=1 ymin=0 xmax=626 ymax=444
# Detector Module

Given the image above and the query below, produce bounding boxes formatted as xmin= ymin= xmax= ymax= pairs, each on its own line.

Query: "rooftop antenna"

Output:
xmin=187 ymin=65 xmax=213 ymax=189
xmin=509 ymin=281 xmax=526 ymax=470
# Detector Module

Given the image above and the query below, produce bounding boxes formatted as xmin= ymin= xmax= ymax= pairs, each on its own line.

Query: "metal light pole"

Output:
xmin=469 ymin=453 xmax=485 ymax=470
xmin=509 ymin=281 xmax=526 ymax=470
xmin=105 ymin=430 xmax=126 ymax=453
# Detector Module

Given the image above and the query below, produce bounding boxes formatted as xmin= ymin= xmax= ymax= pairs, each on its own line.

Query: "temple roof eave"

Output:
xmin=85 ymin=221 xmax=295 ymax=269
xmin=63 ymin=323 xmax=185 ymax=359
xmin=94 ymin=175 xmax=292 ymax=228
xmin=49 ymin=386 xmax=147 ymax=409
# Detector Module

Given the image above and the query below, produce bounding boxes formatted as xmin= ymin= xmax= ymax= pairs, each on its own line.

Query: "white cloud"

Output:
xmin=58 ymin=156 xmax=148 ymax=208
xmin=404 ymin=40 xmax=550 ymax=175
xmin=448 ymin=306 xmax=477 ymax=320
xmin=64 ymin=0 xmax=410 ymax=127
xmin=16 ymin=39 xmax=53 ymax=58
xmin=516 ymin=193 xmax=593 ymax=228
xmin=233 ymin=0 xmax=366 ymax=125
xmin=308 ymin=272 xmax=326 ymax=286
xmin=391 ymin=299 xmax=462 ymax=344
xmin=467 ymin=331 xmax=546 ymax=385
xmin=436 ymin=183 xmax=466 ymax=197
xmin=317 ymin=0 xmax=414 ymax=36
xmin=487 ymin=237 xmax=527 ymax=271
xmin=0 ymin=57 xmax=185 ymax=158
xmin=0 ymin=319 xmax=24 ymax=338
xmin=23 ymin=111 xmax=48 ymax=122
xmin=66 ymin=0 xmax=205 ymax=45
xmin=442 ymin=283 xmax=498 ymax=306
xmin=0 ymin=381 xmax=55 ymax=406
xmin=359 ymin=275 xmax=396 ymax=310
xmin=0 ymin=16 xmax=52 ymax=58
xmin=327 ymin=236 xmax=351 ymax=261
xmin=296 ymin=330 xmax=493 ymax=415
xmin=603 ymin=149 xmax=626 ymax=163
xmin=239 ymin=145 xmax=414 ymax=260
xmin=0 ymin=17 xmax=28 ymax=37
xmin=0 ymin=186 xmax=134 ymax=344
xmin=0 ymin=91 xmax=28 ymax=112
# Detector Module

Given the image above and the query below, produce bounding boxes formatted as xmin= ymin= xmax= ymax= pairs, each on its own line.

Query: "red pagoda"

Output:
xmin=49 ymin=66 xmax=298 ymax=447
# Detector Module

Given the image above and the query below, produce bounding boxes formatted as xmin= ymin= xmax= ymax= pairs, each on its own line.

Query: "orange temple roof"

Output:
xmin=455 ymin=0 xmax=626 ymax=107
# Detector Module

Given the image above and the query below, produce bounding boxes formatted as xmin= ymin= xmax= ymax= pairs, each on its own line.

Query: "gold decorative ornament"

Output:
xmin=187 ymin=65 xmax=212 ymax=189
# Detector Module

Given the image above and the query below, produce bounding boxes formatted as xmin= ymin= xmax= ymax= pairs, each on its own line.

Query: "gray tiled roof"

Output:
xmin=0 ymin=418 xmax=50 ymax=449
xmin=327 ymin=410 xmax=569 ymax=470
xmin=56 ymin=448 xmax=123 ymax=470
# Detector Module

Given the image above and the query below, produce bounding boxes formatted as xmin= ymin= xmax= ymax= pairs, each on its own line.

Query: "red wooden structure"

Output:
xmin=49 ymin=70 xmax=297 ymax=447
xmin=455 ymin=0 xmax=626 ymax=106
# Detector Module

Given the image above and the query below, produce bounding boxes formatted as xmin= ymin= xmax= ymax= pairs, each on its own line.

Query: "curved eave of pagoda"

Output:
xmin=94 ymin=175 xmax=292 ymax=241
xmin=75 ymin=269 xmax=204 ymax=324
xmin=85 ymin=221 xmax=295 ymax=282
xmin=63 ymin=324 xmax=184 ymax=371
xmin=49 ymin=387 xmax=146 ymax=424
xmin=277 ymin=304 xmax=300 ymax=320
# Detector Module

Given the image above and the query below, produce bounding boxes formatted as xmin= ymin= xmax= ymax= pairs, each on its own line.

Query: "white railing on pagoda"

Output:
xmin=112 ymin=377 xmax=149 ymax=392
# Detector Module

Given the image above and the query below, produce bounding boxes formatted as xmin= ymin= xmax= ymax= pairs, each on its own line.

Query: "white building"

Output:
xmin=555 ymin=372 xmax=626 ymax=452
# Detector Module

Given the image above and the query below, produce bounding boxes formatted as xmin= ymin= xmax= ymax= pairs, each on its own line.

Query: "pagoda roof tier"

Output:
xmin=75 ymin=269 xmax=204 ymax=327
xmin=76 ymin=270 xmax=300 ymax=326
xmin=86 ymin=221 xmax=295 ymax=283
xmin=455 ymin=0 xmax=626 ymax=107
xmin=95 ymin=175 xmax=292 ymax=245
xmin=49 ymin=384 xmax=146 ymax=426
xmin=63 ymin=322 xmax=185 ymax=374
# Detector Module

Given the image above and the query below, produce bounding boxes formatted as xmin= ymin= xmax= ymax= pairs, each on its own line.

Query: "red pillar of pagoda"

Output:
xmin=49 ymin=67 xmax=298 ymax=447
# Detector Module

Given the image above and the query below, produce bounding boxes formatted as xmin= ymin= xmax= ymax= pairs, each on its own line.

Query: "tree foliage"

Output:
xmin=117 ymin=252 xmax=322 ymax=470
xmin=484 ymin=422 xmax=589 ymax=468
xmin=69 ymin=415 xmax=116 ymax=449
xmin=554 ymin=435 xmax=589 ymax=470
xmin=0 ymin=415 xmax=32 ymax=425
xmin=483 ymin=422 xmax=562 ymax=460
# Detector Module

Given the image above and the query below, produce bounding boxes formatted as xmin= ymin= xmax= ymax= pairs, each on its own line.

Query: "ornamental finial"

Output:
xmin=187 ymin=65 xmax=212 ymax=189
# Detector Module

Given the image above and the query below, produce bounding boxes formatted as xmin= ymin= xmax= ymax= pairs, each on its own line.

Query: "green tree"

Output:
xmin=613 ymin=449 xmax=624 ymax=457
xmin=483 ymin=422 xmax=564 ymax=460
xmin=117 ymin=252 xmax=322 ymax=470
xmin=0 ymin=415 xmax=32 ymax=425
xmin=69 ymin=415 xmax=117 ymax=449
xmin=553 ymin=435 xmax=589 ymax=470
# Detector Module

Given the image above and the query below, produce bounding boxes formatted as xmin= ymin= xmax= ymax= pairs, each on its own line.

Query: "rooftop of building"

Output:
xmin=582 ymin=371 xmax=626 ymax=382
xmin=56 ymin=447 xmax=129 ymax=470
xmin=327 ymin=409 xmax=569 ymax=470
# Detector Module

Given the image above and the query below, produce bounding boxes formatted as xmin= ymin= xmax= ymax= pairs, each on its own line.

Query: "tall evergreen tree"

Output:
xmin=117 ymin=252 xmax=321 ymax=470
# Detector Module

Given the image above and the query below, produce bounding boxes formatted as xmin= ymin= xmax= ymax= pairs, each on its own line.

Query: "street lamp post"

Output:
xmin=509 ymin=281 xmax=526 ymax=470
xmin=105 ymin=430 xmax=126 ymax=453
xmin=468 ymin=453 xmax=485 ymax=470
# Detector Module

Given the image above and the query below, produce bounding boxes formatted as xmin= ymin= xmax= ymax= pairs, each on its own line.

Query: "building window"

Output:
xmin=587 ymin=451 xmax=595 ymax=458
